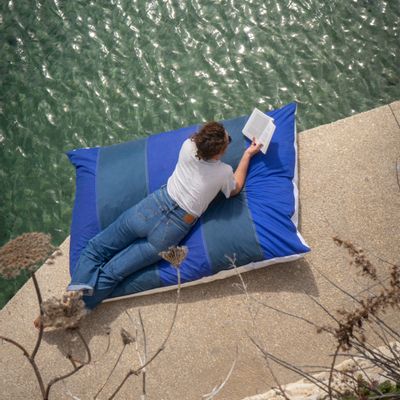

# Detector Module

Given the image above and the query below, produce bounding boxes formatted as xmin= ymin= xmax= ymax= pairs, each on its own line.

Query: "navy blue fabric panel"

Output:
xmin=97 ymin=138 xmax=148 ymax=229
xmin=220 ymin=115 xmax=250 ymax=169
xmin=108 ymin=265 xmax=162 ymax=298
xmin=146 ymin=123 xmax=213 ymax=284
xmin=245 ymin=103 xmax=310 ymax=257
xmin=66 ymin=148 xmax=100 ymax=274
xmin=146 ymin=124 xmax=198 ymax=193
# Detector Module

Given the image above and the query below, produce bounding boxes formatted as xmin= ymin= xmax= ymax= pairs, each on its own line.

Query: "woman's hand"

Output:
xmin=245 ymin=137 xmax=263 ymax=157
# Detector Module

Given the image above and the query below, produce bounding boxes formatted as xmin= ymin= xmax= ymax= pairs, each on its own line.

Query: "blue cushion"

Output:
xmin=66 ymin=102 xmax=310 ymax=299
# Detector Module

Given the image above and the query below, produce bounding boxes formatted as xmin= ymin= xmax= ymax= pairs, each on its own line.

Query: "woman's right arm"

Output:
xmin=230 ymin=137 xmax=262 ymax=197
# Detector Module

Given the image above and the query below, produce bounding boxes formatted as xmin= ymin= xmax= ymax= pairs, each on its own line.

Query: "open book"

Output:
xmin=242 ymin=108 xmax=276 ymax=154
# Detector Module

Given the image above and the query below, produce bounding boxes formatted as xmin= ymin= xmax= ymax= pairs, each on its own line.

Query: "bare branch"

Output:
xmin=306 ymin=294 xmax=341 ymax=325
xmin=75 ymin=329 xmax=91 ymax=364
xmin=363 ymin=289 xmax=400 ymax=369
xmin=108 ymin=370 xmax=132 ymax=400
xmin=327 ymin=345 xmax=340 ymax=400
xmin=202 ymin=346 xmax=239 ymax=400
xmin=138 ymin=309 xmax=148 ymax=400
xmin=312 ymin=264 xmax=400 ymax=341
xmin=62 ymin=380 xmax=81 ymax=400
xmin=227 ymin=255 xmax=259 ymax=327
xmin=94 ymin=344 xmax=127 ymax=399
xmin=45 ymin=364 xmax=85 ymax=399
xmin=91 ymin=327 xmax=112 ymax=365
xmin=355 ymin=276 xmax=391 ymax=297
xmin=240 ymin=289 xmax=332 ymax=335
xmin=262 ymin=348 xmax=291 ymax=400
xmin=248 ymin=334 xmax=339 ymax=396
xmin=369 ymin=393 xmax=400 ymax=400
xmin=322 ymin=214 xmax=398 ymax=269
xmin=229 ymin=257 xmax=332 ymax=335
xmin=0 ymin=335 xmax=46 ymax=397
xmin=109 ymin=268 xmax=183 ymax=399
xmin=31 ymin=272 xmax=44 ymax=360
xmin=350 ymin=340 xmax=400 ymax=380
xmin=67 ymin=353 xmax=78 ymax=369
xmin=349 ymin=356 xmax=384 ymax=396
xmin=45 ymin=329 xmax=91 ymax=399
xmin=135 ymin=269 xmax=181 ymax=374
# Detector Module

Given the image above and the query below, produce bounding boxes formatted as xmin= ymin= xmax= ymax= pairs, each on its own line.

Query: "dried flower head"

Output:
xmin=120 ymin=328 xmax=135 ymax=345
xmin=0 ymin=232 xmax=56 ymax=279
xmin=40 ymin=291 xmax=88 ymax=330
xmin=159 ymin=246 xmax=188 ymax=268
xmin=333 ymin=236 xmax=377 ymax=280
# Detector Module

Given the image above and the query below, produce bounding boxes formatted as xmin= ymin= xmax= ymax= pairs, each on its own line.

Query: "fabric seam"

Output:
xmin=95 ymin=147 xmax=102 ymax=231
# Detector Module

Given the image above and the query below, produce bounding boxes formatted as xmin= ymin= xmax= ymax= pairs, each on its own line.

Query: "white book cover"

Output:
xmin=242 ymin=108 xmax=276 ymax=154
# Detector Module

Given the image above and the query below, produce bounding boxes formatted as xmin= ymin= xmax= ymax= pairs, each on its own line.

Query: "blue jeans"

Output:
xmin=67 ymin=185 xmax=196 ymax=309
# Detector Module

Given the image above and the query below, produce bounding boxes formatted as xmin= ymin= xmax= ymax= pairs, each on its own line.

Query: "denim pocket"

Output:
xmin=137 ymin=205 xmax=161 ymax=222
xmin=149 ymin=214 xmax=191 ymax=252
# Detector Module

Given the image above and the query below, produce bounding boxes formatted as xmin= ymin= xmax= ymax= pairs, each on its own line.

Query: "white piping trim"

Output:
xmin=291 ymin=104 xmax=309 ymax=248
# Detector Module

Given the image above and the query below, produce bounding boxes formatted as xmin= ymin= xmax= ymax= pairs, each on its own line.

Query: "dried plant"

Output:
xmin=94 ymin=328 xmax=136 ymax=399
xmin=0 ymin=232 xmax=90 ymax=400
xmin=159 ymin=245 xmax=188 ymax=268
xmin=0 ymin=232 xmax=57 ymax=279
xmin=235 ymin=236 xmax=400 ymax=400
xmin=327 ymin=238 xmax=400 ymax=352
xmin=120 ymin=327 xmax=135 ymax=346
xmin=108 ymin=246 xmax=188 ymax=400
xmin=333 ymin=236 xmax=377 ymax=280
xmin=40 ymin=291 xmax=89 ymax=330
xmin=202 ymin=346 xmax=239 ymax=400
xmin=1 ymin=239 xmax=195 ymax=399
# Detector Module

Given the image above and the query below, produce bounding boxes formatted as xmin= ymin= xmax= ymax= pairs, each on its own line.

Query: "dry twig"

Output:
xmin=108 ymin=246 xmax=188 ymax=399
xmin=202 ymin=346 xmax=239 ymax=400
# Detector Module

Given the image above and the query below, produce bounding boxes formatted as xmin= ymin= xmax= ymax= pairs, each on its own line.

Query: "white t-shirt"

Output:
xmin=167 ymin=139 xmax=236 ymax=217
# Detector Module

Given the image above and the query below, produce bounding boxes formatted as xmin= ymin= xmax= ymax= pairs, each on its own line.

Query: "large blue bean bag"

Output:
xmin=67 ymin=102 xmax=310 ymax=302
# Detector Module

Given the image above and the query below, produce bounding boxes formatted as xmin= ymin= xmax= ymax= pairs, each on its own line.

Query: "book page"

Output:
xmin=259 ymin=123 xmax=275 ymax=154
xmin=250 ymin=113 xmax=269 ymax=136
xmin=242 ymin=108 xmax=276 ymax=154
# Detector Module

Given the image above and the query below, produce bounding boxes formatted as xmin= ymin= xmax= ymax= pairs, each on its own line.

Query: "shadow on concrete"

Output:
xmin=41 ymin=257 xmax=317 ymax=355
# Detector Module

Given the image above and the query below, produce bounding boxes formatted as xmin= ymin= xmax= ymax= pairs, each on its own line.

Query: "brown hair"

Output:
xmin=191 ymin=121 xmax=227 ymax=161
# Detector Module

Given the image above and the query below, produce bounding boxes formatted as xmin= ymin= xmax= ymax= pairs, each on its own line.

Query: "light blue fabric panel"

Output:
xmin=201 ymin=119 xmax=264 ymax=272
xmin=97 ymin=138 xmax=148 ymax=229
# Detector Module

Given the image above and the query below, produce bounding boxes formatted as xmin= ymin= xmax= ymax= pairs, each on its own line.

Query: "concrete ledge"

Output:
xmin=243 ymin=342 xmax=399 ymax=400
xmin=1 ymin=102 xmax=399 ymax=400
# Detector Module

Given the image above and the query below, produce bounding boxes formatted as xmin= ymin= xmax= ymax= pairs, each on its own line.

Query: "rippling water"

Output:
xmin=0 ymin=0 xmax=399 ymax=308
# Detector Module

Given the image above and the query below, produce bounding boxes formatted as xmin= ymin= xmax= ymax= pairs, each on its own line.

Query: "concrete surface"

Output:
xmin=0 ymin=101 xmax=399 ymax=400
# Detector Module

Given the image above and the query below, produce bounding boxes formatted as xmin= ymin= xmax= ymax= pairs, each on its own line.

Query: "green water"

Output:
xmin=0 ymin=0 xmax=399 ymax=309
